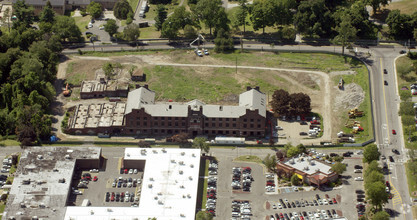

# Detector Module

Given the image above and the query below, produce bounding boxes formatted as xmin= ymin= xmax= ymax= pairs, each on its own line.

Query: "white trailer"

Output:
xmin=81 ymin=199 xmax=90 ymax=207
xmin=214 ymin=137 xmax=245 ymax=145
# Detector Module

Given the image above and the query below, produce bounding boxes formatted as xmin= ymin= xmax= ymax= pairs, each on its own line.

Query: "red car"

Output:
xmin=333 ymin=198 xmax=337 ymax=204
xmin=111 ymin=195 xmax=115 ymax=201
xmin=93 ymin=176 xmax=98 ymax=182
xmin=310 ymin=120 xmax=320 ymax=124
xmin=386 ymin=181 xmax=390 ymax=188
xmin=392 ymin=130 xmax=396 ymax=135
xmin=124 ymin=169 xmax=128 ymax=174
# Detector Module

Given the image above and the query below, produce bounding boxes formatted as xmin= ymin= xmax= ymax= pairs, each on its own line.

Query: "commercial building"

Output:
xmin=276 ymin=155 xmax=338 ymax=187
xmin=67 ymin=86 xmax=268 ymax=138
xmin=3 ymin=147 xmax=102 ymax=220
xmin=64 ymin=148 xmax=201 ymax=220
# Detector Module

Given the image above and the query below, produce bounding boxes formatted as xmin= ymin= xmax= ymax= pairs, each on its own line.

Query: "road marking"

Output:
xmin=380 ymin=58 xmax=391 ymax=144
xmin=389 ymin=168 xmax=406 ymax=220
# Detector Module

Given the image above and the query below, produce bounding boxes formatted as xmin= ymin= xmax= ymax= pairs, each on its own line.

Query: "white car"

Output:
xmin=354 ymin=177 xmax=364 ymax=181
xmin=99 ymin=26 xmax=104 ymax=30
xmin=277 ymin=203 xmax=283 ymax=209
xmin=322 ymin=199 xmax=328 ymax=205
xmin=133 ymin=169 xmax=138 ymax=174
xmin=195 ymin=50 xmax=203 ymax=57
xmin=272 ymin=204 xmax=277 ymax=209
xmin=203 ymin=49 xmax=209 ymax=55
xmin=129 ymin=169 xmax=133 ymax=174
xmin=275 ymin=126 xmax=283 ymax=130
xmin=88 ymin=23 xmax=93 ymax=28
xmin=284 ymin=198 xmax=289 ymax=203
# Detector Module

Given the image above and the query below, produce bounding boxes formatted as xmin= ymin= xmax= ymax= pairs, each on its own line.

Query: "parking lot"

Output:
xmin=69 ymin=155 xmax=143 ymax=207
xmin=211 ymin=148 xmax=365 ymax=220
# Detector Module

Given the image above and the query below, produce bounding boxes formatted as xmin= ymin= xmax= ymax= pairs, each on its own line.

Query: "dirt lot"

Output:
xmin=55 ymin=51 xmax=368 ymax=144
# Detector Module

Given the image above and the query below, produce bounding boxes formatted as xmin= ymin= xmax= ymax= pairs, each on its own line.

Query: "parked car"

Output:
xmin=384 ymin=69 xmax=388 ymax=74
xmin=195 ymin=50 xmax=203 ymax=57
xmin=392 ymin=149 xmax=400 ymax=155
xmin=354 ymin=177 xmax=364 ymax=181
xmin=389 ymin=156 xmax=394 ymax=162
xmin=203 ymin=49 xmax=209 ymax=55
xmin=392 ymin=129 xmax=396 ymax=135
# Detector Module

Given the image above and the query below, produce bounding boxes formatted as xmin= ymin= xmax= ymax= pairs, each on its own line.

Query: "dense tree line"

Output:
xmin=0 ymin=0 xmax=82 ymax=145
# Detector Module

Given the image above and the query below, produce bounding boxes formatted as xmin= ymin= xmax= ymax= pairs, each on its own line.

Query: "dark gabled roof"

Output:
xmin=12 ymin=0 xmax=65 ymax=6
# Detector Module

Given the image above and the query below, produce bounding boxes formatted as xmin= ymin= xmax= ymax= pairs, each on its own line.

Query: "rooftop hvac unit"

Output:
xmin=154 ymin=196 xmax=158 ymax=200
xmin=158 ymin=200 xmax=163 ymax=205
xmin=148 ymin=184 xmax=153 ymax=188
xmin=179 ymin=161 xmax=184 ymax=165
xmin=180 ymin=185 xmax=184 ymax=188
xmin=179 ymin=170 xmax=183 ymax=174
xmin=189 ymin=176 xmax=193 ymax=180
xmin=20 ymin=203 xmax=26 ymax=208
xmin=126 ymin=153 xmax=130 ymax=157
xmin=171 ymin=159 xmax=175 ymax=163
xmin=190 ymin=164 xmax=194 ymax=168
xmin=32 ymin=217 xmax=38 ymax=220
xmin=37 ymin=155 xmax=43 ymax=160
xmin=157 ymin=192 xmax=162 ymax=195
xmin=316 ymin=169 xmax=320 ymax=172
xmin=162 ymin=148 xmax=167 ymax=153
xmin=181 ymin=152 xmax=185 ymax=156
xmin=90 ymin=210 xmax=94 ymax=215
xmin=187 ymin=194 xmax=191 ymax=198
xmin=65 ymin=155 xmax=71 ymax=159
xmin=141 ymin=149 xmax=147 ymax=155
xmin=180 ymin=214 xmax=185 ymax=217
xmin=107 ymin=208 xmax=112 ymax=212
xmin=310 ymin=161 xmax=315 ymax=165
xmin=182 ymin=195 xmax=186 ymax=198
xmin=153 ymin=150 xmax=157 ymax=153
xmin=289 ymin=159 xmax=295 ymax=164
xmin=192 ymin=153 xmax=196 ymax=157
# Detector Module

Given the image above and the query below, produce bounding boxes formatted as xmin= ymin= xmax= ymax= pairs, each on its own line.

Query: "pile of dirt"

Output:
xmin=333 ymin=83 xmax=365 ymax=111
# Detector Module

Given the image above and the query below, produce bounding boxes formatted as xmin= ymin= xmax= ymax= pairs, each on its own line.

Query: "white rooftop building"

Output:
xmin=64 ymin=148 xmax=201 ymax=220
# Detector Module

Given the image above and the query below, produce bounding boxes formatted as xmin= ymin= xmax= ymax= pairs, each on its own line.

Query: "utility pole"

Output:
xmin=235 ymin=56 xmax=237 ymax=74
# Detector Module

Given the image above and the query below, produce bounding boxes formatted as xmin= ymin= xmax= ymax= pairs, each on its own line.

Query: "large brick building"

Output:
xmin=67 ymin=86 xmax=268 ymax=138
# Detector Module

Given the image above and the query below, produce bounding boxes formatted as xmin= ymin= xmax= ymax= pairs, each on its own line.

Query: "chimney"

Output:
xmin=144 ymin=84 xmax=149 ymax=89
xmin=255 ymin=86 xmax=260 ymax=91
xmin=246 ymin=86 xmax=252 ymax=91
xmin=135 ymin=84 xmax=141 ymax=89
xmin=219 ymin=106 xmax=223 ymax=111
xmin=169 ymin=105 xmax=172 ymax=109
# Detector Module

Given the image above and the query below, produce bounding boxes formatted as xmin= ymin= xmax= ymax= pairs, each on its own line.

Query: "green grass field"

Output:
xmin=128 ymin=0 xmax=140 ymax=11
xmin=234 ymin=155 xmax=263 ymax=163
xmin=73 ymin=15 xmax=91 ymax=34
xmin=384 ymin=0 xmax=417 ymax=14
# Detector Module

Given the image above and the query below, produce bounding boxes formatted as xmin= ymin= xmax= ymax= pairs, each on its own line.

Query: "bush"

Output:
xmin=407 ymin=52 xmax=417 ymax=59
xmin=400 ymin=89 xmax=412 ymax=101
xmin=126 ymin=17 xmax=133 ymax=25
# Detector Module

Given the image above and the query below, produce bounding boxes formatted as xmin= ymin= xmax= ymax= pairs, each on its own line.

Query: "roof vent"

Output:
xmin=180 ymin=185 xmax=184 ymax=188
xmin=181 ymin=152 xmax=185 ymax=156
xmin=154 ymin=196 xmax=158 ymax=200
xmin=90 ymin=210 xmax=94 ymax=215
xmin=148 ymin=184 xmax=153 ymax=188
xmin=37 ymin=155 xmax=43 ymax=160
xmin=141 ymin=149 xmax=147 ymax=155
xmin=65 ymin=155 xmax=71 ymax=159
xmin=157 ymin=192 xmax=162 ymax=195
xmin=189 ymin=176 xmax=193 ymax=180
xmin=162 ymin=148 xmax=167 ymax=153
xmin=153 ymin=150 xmax=157 ymax=154
xmin=171 ymin=159 xmax=175 ymax=163
xmin=158 ymin=200 xmax=163 ymax=205
xmin=310 ymin=161 xmax=315 ymax=165
xmin=192 ymin=153 xmax=195 ymax=157
xmin=126 ymin=153 xmax=130 ymax=157
xmin=179 ymin=161 xmax=184 ymax=165
xmin=169 ymin=105 xmax=172 ymax=109
xmin=149 ymin=177 xmax=154 ymax=181
xmin=20 ymin=203 xmax=26 ymax=208
xmin=179 ymin=170 xmax=183 ymax=174
xmin=187 ymin=194 xmax=191 ymax=198
xmin=180 ymin=214 xmax=185 ymax=217
xmin=190 ymin=164 xmax=194 ymax=168
xmin=219 ymin=106 xmax=223 ymax=111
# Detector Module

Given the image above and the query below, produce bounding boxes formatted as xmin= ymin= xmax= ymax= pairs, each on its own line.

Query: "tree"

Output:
xmin=12 ymin=0 xmax=35 ymax=29
xmin=270 ymin=89 xmax=291 ymax=116
xmin=102 ymin=62 xmax=114 ymax=79
xmin=366 ymin=181 xmax=389 ymax=210
xmin=250 ymin=0 xmax=275 ymax=34
xmin=289 ymin=93 xmax=311 ymax=115
xmin=87 ymin=1 xmax=102 ymax=19
xmin=193 ymin=0 xmax=222 ymax=35
xmin=233 ymin=0 xmax=248 ymax=33
xmin=365 ymin=170 xmax=384 ymax=187
xmin=39 ymin=1 xmax=55 ymax=23
xmin=154 ymin=4 xmax=167 ymax=31
xmin=104 ymin=19 xmax=118 ymax=37
xmin=138 ymin=141 xmax=151 ymax=148
xmin=363 ymin=144 xmax=380 ymax=163
xmin=161 ymin=18 xmax=179 ymax=39
xmin=373 ymin=211 xmax=390 ymax=220
xmin=171 ymin=132 xmax=190 ymax=148
xmin=276 ymin=150 xmax=285 ymax=160
xmin=333 ymin=13 xmax=357 ymax=55
xmin=196 ymin=211 xmax=213 ymax=220
xmin=367 ymin=0 xmax=390 ymax=14
xmin=291 ymin=174 xmax=301 ymax=186
xmin=263 ymin=154 xmax=277 ymax=172
xmin=184 ymin=25 xmax=197 ymax=39
xmin=296 ymin=144 xmax=306 ymax=154
xmin=114 ymin=0 xmax=133 ymax=20
xmin=193 ymin=137 xmax=210 ymax=153
xmin=281 ymin=26 xmax=296 ymax=41
xmin=214 ymin=28 xmax=234 ymax=53
xmin=286 ymin=146 xmax=300 ymax=158
xmin=52 ymin=16 xmax=83 ymax=42
xmin=386 ymin=10 xmax=414 ymax=40
xmin=365 ymin=160 xmax=382 ymax=177
xmin=294 ymin=0 xmax=333 ymax=38
xmin=330 ymin=162 xmax=346 ymax=175
xmin=123 ymin=23 xmax=140 ymax=42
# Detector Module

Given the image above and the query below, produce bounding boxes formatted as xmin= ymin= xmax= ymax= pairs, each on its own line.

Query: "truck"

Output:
xmin=81 ymin=199 xmax=90 ymax=207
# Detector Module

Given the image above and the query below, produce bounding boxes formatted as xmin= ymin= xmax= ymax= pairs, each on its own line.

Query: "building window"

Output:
xmin=233 ymin=118 xmax=236 ymax=121
xmin=243 ymin=124 xmax=247 ymax=128
xmin=226 ymin=131 xmax=229 ymax=134
xmin=144 ymin=122 xmax=147 ymax=126
xmin=175 ymin=122 xmax=178 ymax=126
xmin=182 ymin=122 xmax=185 ymax=126
xmin=154 ymin=129 xmax=158 ymax=133
xmin=226 ymin=118 xmax=229 ymax=121
xmin=226 ymin=123 xmax=229 ymax=127
xmin=243 ymin=118 xmax=247 ymax=122
xmin=219 ymin=123 xmax=222 ymax=127
xmin=258 ymin=124 xmax=261 ymax=128
xmin=144 ymin=129 xmax=147 ymax=133
xmin=250 ymin=131 xmax=254 ymax=136
xmin=161 ymin=129 xmax=165 ymax=133
xmin=161 ymin=122 xmax=165 ymax=126
xmin=205 ymin=130 xmax=209 ymax=134
xmin=168 ymin=117 xmax=172 ymax=120
xmin=233 ymin=131 xmax=237 ymax=134
xmin=136 ymin=122 xmax=140 ymax=126
xmin=233 ymin=124 xmax=236 ymax=127
xmin=219 ymin=118 xmax=222 ymax=121
xmin=250 ymin=124 xmax=254 ymax=128
xmin=130 ymin=129 xmax=133 ymax=132
xmin=257 ymin=119 xmax=261 ymax=122
xmin=250 ymin=119 xmax=254 ymax=122
xmin=154 ymin=122 xmax=158 ymax=126
xmin=243 ymin=131 xmax=247 ymax=135
xmin=257 ymin=132 xmax=261 ymax=135
xmin=168 ymin=122 xmax=172 ymax=126
xmin=205 ymin=123 xmax=208 ymax=126
xmin=161 ymin=117 xmax=165 ymax=120
xmin=212 ymin=123 xmax=215 ymax=127
xmin=144 ymin=117 xmax=147 ymax=121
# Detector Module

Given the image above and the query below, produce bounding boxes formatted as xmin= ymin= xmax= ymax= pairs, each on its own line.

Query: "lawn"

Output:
xmin=0 ymin=139 xmax=19 ymax=146
xmin=73 ymin=15 xmax=91 ymax=33
xmin=175 ymin=51 xmax=359 ymax=73
xmin=406 ymin=162 xmax=417 ymax=198
xmin=128 ymin=0 xmax=140 ymax=11
xmin=384 ymin=0 xmax=417 ymax=14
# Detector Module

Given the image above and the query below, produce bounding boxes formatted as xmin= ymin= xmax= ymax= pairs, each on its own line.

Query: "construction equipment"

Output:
xmin=63 ymin=83 xmax=71 ymax=97
xmin=348 ymin=108 xmax=364 ymax=118
xmin=338 ymin=77 xmax=344 ymax=89
xmin=345 ymin=120 xmax=361 ymax=128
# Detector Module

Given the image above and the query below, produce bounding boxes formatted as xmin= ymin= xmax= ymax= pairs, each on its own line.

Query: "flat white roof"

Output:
xmin=284 ymin=156 xmax=333 ymax=175
xmin=64 ymin=148 xmax=201 ymax=220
